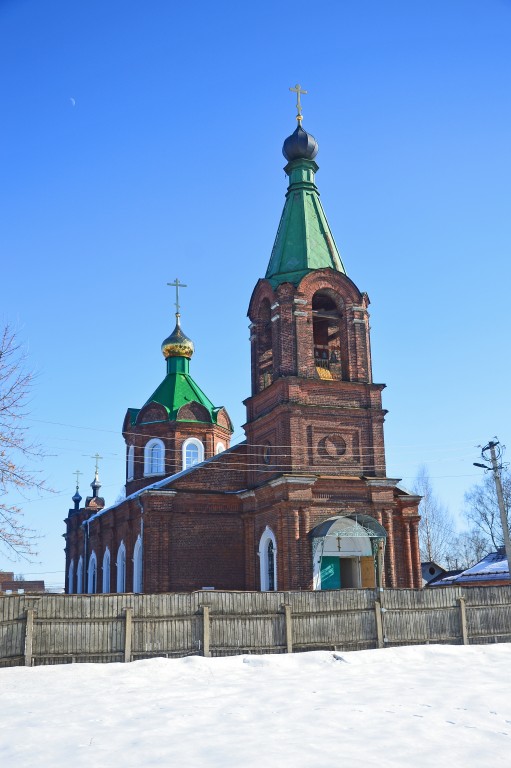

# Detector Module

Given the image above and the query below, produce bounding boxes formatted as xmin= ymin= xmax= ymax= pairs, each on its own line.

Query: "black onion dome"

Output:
xmin=282 ymin=124 xmax=319 ymax=162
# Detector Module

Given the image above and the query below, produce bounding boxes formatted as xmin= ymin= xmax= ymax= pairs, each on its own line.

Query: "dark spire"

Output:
xmin=72 ymin=487 xmax=82 ymax=511
xmin=91 ymin=468 xmax=101 ymax=498
xmin=72 ymin=469 xmax=82 ymax=512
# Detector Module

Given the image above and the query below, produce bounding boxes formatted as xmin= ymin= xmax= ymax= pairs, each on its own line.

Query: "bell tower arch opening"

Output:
xmin=256 ymin=298 xmax=273 ymax=392
xmin=312 ymin=291 xmax=342 ymax=380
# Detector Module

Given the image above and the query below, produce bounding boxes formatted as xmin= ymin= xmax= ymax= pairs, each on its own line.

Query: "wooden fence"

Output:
xmin=1 ymin=586 xmax=510 ymax=667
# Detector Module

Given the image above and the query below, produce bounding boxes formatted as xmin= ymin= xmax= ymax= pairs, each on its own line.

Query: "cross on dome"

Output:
xmin=289 ymin=83 xmax=308 ymax=123
xmin=167 ymin=278 xmax=187 ymax=316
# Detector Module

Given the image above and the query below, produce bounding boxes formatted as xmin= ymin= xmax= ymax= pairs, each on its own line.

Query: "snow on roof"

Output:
xmin=84 ymin=441 xmax=247 ymax=525
xmin=431 ymin=549 xmax=509 ymax=585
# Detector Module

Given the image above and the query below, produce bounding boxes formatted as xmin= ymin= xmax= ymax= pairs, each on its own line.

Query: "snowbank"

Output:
xmin=1 ymin=644 xmax=510 ymax=767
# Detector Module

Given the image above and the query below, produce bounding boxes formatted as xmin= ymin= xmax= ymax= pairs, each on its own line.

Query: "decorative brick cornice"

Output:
xmin=364 ymin=478 xmax=402 ymax=487
xmin=268 ymin=475 xmax=317 ymax=488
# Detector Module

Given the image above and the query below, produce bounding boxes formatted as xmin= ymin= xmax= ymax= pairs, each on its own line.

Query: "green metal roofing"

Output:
xmin=127 ymin=355 xmax=225 ymax=428
xmin=265 ymin=157 xmax=346 ymax=288
xmin=142 ymin=369 xmax=218 ymax=423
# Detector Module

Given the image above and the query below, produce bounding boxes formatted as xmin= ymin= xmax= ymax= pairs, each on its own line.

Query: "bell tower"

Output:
xmin=244 ymin=119 xmax=386 ymax=485
xmin=243 ymin=99 xmax=421 ymax=590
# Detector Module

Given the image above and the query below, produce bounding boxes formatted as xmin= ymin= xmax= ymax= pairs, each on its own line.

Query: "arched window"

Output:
xmin=87 ymin=551 xmax=97 ymax=594
xmin=182 ymin=438 xmax=204 ymax=470
xmin=215 ymin=442 xmax=226 ymax=455
xmin=68 ymin=559 xmax=75 ymax=594
xmin=312 ymin=292 xmax=342 ymax=380
xmin=102 ymin=548 xmax=111 ymax=593
xmin=127 ymin=445 xmax=135 ymax=481
xmin=144 ymin=438 xmax=165 ymax=476
xmin=259 ymin=526 xmax=277 ymax=591
xmin=116 ymin=541 xmax=126 ymax=593
xmin=76 ymin=556 xmax=83 ymax=594
xmin=133 ymin=535 xmax=143 ymax=593
xmin=257 ymin=298 xmax=273 ymax=391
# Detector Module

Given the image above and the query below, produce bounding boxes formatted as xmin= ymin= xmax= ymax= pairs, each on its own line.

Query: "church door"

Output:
xmin=320 ymin=556 xmax=341 ymax=589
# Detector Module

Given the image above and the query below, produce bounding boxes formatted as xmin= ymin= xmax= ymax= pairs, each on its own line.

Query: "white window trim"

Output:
xmin=127 ymin=445 xmax=135 ymax=481
xmin=102 ymin=547 xmax=111 ymax=593
xmin=215 ymin=441 xmax=226 ymax=455
xmin=182 ymin=437 xmax=204 ymax=470
xmin=144 ymin=438 xmax=165 ymax=476
xmin=133 ymin=535 xmax=143 ymax=593
xmin=68 ymin=559 xmax=75 ymax=595
xmin=76 ymin=556 xmax=83 ymax=594
xmin=116 ymin=540 xmax=126 ymax=593
xmin=87 ymin=551 xmax=97 ymax=594
xmin=259 ymin=526 xmax=277 ymax=591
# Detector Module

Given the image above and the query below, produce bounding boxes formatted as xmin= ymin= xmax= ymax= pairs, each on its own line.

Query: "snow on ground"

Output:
xmin=1 ymin=644 xmax=510 ymax=767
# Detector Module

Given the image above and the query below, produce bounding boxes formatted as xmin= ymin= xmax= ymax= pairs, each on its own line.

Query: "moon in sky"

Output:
xmin=69 ymin=97 xmax=76 ymax=107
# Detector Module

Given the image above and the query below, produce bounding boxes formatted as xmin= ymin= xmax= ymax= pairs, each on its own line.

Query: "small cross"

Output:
xmin=89 ymin=453 xmax=103 ymax=476
xmin=74 ymin=469 xmax=82 ymax=488
xmin=289 ymin=83 xmax=308 ymax=122
xmin=167 ymin=278 xmax=187 ymax=315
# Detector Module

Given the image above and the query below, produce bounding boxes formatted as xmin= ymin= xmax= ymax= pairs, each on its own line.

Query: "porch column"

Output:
xmin=410 ymin=520 xmax=422 ymax=588
xmin=403 ymin=520 xmax=414 ymax=588
xmin=383 ymin=509 xmax=396 ymax=587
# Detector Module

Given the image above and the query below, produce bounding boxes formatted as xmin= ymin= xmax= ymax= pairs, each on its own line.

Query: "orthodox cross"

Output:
xmin=289 ymin=83 xmax=308 ymax=123
xmin=90 ymin=453 xmax=103 ymax=476
xmin=74 ymin=469 xmax=82 ymax=489
xmin=167 ymin=278 xmax=187 ymax=315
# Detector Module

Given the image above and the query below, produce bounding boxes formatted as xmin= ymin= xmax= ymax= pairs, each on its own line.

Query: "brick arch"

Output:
xmin=177 ymin=401 xmax=212 ymax=423
xmin=136 ymin=401 xmax=169 ymax=425
xmin=298 ymin=270 xmax=372 ymax=383
xmin=247 ymin=278 xmax=277 ymax=322
xmin=248 ymin=281 xmax=279 ymax=395
xmin=215 ymin=407 xmax=233 ymax=431
xmin=298 ymin=268 xmax=365 ymax=307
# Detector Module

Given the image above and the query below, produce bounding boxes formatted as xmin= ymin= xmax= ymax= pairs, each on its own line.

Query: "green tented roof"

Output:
xmin=128 ymin=371 xmax=220 ymax=426
xmin=265 ymin=158 xmax=346 ymax=288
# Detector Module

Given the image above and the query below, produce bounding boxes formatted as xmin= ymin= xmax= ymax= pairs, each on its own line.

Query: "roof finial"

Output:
xmin=88 ymin=453 xmax=103 ymax=497
xmin=72 ymin=469 xmax=83 ymax=510
xmin=167 ymin=278 xmax=187 ymax=323
xmin=289 ymin=83 xmax=308 ymax=124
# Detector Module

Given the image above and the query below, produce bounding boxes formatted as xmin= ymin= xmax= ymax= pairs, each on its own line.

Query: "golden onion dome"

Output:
xmin=161 ymin=314 xmax=195 ymax=359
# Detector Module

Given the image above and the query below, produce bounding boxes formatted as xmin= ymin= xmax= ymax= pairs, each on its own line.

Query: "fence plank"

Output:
xmin=1 ymin=587 xmax=511 ymax=666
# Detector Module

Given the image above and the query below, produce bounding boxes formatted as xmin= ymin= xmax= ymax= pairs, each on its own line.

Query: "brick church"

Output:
xmin=65 ymin=103 xmax=422 ymax=595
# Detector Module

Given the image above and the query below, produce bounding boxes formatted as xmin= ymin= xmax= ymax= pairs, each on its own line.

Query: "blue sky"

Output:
xmin=1 ymin=0 xmax=510 ymax=587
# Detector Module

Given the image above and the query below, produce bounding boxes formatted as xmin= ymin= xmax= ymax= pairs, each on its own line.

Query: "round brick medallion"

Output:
xmin=318 ymin=434 xmax=346 ymax=458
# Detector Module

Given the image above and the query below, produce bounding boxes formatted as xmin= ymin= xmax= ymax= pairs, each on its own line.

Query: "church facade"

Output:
xmin=65 ymin=113 xmax=422 ymax=595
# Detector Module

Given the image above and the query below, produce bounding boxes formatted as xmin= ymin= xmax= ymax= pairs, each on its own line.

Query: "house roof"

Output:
xmin=430 ymin=549 xmax=509 ymax=586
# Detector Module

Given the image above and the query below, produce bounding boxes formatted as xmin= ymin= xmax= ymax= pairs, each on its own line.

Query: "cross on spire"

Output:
xmin=89 ymin=453 xmax=103 ymax=478
xmin=167 ymin=278 xmax=187 ymax=315
xmin=74 ymin=469 xmax=82 ymax=489
xmin=289 ymin=83 xmax=308 ymax=123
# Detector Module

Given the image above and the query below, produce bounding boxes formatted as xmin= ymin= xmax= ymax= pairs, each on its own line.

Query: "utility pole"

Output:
xmin=474 ymin=439 xmax=511 ymax=580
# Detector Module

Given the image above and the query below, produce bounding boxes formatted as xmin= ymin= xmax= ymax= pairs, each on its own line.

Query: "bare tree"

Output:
xmin=414 ymin=465 xmax=455 ymax=566
xmin=464 ymin=470 xmax=511 ymax=551
xmin=0 ymin=324 xmax=44 ymax=559
xmin=445 ymin=529 xmax=488 ymax=571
